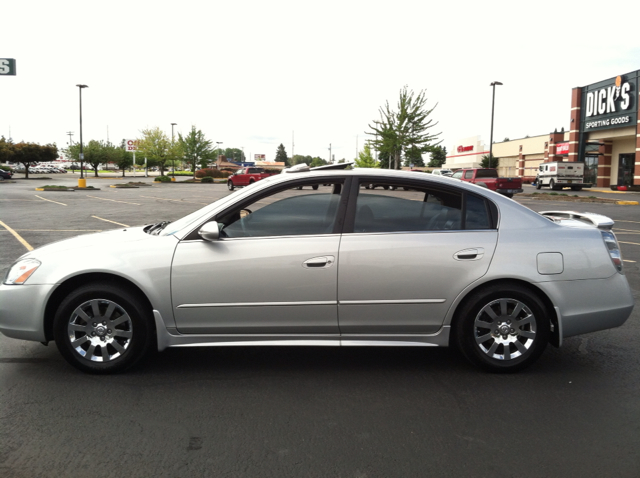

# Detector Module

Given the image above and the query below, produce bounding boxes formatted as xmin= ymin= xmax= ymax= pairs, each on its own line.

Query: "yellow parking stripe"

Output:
xmin=619 ymin=241 xmax=640 ymax=246
xmin=0 ymin=220 xmax=34 ymax=251
xmin=35 ymin=195 xmax=67 ymax=206
xmin=91 ymin=216 xmax=130 ymax=227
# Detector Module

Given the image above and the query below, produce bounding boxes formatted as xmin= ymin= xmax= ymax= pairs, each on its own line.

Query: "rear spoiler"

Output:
xmin=539 ymin=211 xmax=614 ymax=230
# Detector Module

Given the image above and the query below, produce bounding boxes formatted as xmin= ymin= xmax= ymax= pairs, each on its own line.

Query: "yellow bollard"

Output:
xmin=78 ymin=178 xmax=87 ymax=188
xmin=171 ymin=177 xmax=176 ymax=182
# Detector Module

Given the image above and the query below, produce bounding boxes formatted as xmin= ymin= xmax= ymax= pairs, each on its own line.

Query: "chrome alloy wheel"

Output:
xmin=473 ymin=298 xmax=537 ymax=361
xmin=67 ymin=299 xmax=133 ymax=362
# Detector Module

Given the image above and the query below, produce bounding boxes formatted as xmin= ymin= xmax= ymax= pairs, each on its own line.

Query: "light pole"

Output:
xmin=216 ymin=142 xmax=223 ymax=167
xmin=76 ymin=84 xmax=88 ymax=186
xmin=171 ymin=123 xmax=177 ymax=179
xmin=489 ymin=81 xmax=503 ymax=169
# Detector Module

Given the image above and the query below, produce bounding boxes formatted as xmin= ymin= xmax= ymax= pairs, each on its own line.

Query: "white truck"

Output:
xmin=535 ymin=161 xmax=591 ymax=191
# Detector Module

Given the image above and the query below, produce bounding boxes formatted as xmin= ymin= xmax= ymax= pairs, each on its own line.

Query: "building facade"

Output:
xmin=445 ymin=69 xmax=640 ymax=187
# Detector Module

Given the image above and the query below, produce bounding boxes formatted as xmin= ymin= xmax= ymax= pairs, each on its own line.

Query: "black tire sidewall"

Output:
xmin=454 ymin=285 xmax=550 ymax=373
xmin=53 ymin=284 xmax=153 ymax=374
xmin=227 ymin=181 xmax=234 ymax=190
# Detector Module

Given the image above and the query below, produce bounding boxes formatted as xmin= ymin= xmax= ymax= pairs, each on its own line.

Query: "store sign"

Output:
xmin=556 ymin=143 xmax=569 ymax=154
xmin=0 ymin=58 xmax=16 ymax=76
xmin=254 ymin=154 xmax=266 ymax=161
xmin=125 ymin=139 xmax=139 ymax=151
xmin=456 ymin=145 xmax=473 ymax=153
xmin=581 ymin=72 xmax=638 ymax=132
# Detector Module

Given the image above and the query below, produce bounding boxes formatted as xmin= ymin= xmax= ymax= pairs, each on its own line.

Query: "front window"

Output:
xmin=218 ymin=180 xmax=344 ymax=238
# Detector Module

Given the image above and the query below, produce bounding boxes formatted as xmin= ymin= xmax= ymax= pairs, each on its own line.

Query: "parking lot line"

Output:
xmin=91 ymin=216 xmax=130 ymax=227
xmin=35 ymin=195 xmax=67 ymax=206
xmin=87 ymin=195 xmax=141 ymax=205
xmin=619 ymin=241 xmax=640 ymax=246
xmin=139 ymin=195 xmax=208 ymax=205
xmin=0 ymin=220 xmax=34 ymax=251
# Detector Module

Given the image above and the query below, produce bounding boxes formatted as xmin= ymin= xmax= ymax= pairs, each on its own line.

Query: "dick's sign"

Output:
xmin=581 ymin=71 xmax=638 ymax=132
xmin=0 ymin=59 xmax=16 ymax=76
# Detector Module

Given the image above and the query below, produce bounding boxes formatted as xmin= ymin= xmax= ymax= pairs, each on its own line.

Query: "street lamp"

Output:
xmin=489 ymin=81 xmax=503 ymax=169
xmin=171 ymin=123 xmax=177 ymax=179
xmin=76 ymin=84 xmax=88 ymax=186
xmin=216 ymin=142 xmax=223 ymax=167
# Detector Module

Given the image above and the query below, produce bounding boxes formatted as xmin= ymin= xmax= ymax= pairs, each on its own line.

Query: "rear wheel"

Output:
xmin=312 ymin=185 xmax=319 ymax=190
xmin=53 ymin=283 xmax=154 ymax=374
xmin=454 ymin=285 xmax=550 ymax=373
xmin=550 ymin=179 xmax=560 ymax=190
xmin=227 ymin=180 xmax=234 ymax=191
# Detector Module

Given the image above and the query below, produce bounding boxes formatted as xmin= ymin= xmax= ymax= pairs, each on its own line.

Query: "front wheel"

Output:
xmin=453 ymin=285 xmax=550 ymax=373
xmin=536 ymin=180 xmax=542 ymax=190
xmin=53 ymin=283 xmax=154 ymax=374
xmin=227 ymin=180 xmax=234 ymax=191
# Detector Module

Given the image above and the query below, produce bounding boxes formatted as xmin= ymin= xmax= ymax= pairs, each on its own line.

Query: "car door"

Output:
xmin=171 ymin=179 xmax=347 ymax=336
xmin=337 ymin=178 xmax=498 ymax=335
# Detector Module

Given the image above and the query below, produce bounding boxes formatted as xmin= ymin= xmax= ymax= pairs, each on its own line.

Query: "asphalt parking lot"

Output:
xmin=1 ymin=174 xmax=639 ymax=477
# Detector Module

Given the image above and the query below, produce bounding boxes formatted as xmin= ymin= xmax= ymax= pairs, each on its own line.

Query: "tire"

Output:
xmin=536 ymin=180 xmax=542 ymax=190
xmin=249 ymin=179 xmax=255 ymax=185
xmin=389 ymin=186 xmax=397 ymax=190
xmin=503 ymin=193 xmax=513 ymax=198
xmin=312 ymin=185 xmax=319 ymax=190
xmin=550 ymin=179 xmax=560 ymax=191
xmin=227 ymin=180 xmax=234 ymax=191
xmin=53 ymin=283 xmax=154 ymax=374
xmin=453 ymin=285 xmax=550 ymax=373
xmin=383 ymin=185 xmax=389 ymax=190
xmin=571 ymin=186 xmax=582 ymax=191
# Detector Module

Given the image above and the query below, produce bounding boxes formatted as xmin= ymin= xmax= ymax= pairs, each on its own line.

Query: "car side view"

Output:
xmin=0 ymin=168 xmax=634 ymax=374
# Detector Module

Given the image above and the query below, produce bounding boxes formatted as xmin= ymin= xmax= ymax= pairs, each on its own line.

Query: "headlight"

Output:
xmin=4 ymin=259 xmax=41 ymax=285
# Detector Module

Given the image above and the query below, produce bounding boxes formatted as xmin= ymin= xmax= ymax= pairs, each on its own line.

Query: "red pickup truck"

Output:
xmin=227 ymin=167 xmax=276 ymax=190
xmin=451 ymin=168 xmax=523 ymax=198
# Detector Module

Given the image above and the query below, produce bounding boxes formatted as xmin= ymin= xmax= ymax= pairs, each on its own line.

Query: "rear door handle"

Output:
xmin=454 ymin=248 xmax=484 ymax=261
xmin=303 ymin=256 xmax=335 ymax=268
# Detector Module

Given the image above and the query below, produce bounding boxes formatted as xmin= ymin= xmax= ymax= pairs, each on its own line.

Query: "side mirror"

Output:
xmin=198 ymin=222 xmax=221 ymax=241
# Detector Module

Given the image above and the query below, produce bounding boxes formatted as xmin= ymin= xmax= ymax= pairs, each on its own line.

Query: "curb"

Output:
xmin=616 ymin=201 xmax=639 ymax=205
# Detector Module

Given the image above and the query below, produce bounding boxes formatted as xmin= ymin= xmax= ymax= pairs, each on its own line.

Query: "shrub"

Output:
xmin=154 ymin=175 xmax=172 ymax=182
xmin=201 ymin=176 xmax=214 ymax=183
xmin=195 ymin=168 xmax=229 ymax=179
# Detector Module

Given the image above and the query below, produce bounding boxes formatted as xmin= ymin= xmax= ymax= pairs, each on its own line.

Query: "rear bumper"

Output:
xmin=497 ymin=188 xmax=523 ymax=194
xmin=536 ymin=274 xmax=634 ymax=340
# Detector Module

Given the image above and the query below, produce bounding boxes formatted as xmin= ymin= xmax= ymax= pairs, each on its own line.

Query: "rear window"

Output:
xmin=476 ymin=169 xmax=498 ymax=178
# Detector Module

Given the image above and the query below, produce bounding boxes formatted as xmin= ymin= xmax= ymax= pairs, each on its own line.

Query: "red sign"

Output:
xmin=457 ymin=145 xmax=474 ymax=153
xmin=556 ymin=143 xmax=569 ymax=154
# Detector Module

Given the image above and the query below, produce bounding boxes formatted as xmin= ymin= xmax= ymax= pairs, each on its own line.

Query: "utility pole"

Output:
xmin=66 ymin=131 xmax=74 ymax=145
xmin=328 ymin=143 xmax=332 ymax=163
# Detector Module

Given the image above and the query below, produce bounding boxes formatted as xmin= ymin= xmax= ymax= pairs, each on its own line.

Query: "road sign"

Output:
xmin=0 ymin=59 xmax=16 ymax=76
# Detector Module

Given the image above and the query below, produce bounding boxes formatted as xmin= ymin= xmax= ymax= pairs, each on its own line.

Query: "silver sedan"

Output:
xmin=0 ymin=168 xmax=634 ymax=373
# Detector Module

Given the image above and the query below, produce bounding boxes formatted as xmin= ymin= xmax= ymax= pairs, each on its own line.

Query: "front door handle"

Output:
xmin=453 ymin=248 xmax=484 ymax=261
xmin=303 ymin=256 xmax=335 ymax=268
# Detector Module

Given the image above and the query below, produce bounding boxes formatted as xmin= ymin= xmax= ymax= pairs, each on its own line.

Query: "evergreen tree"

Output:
xmin=275 ymin=143 xmax=288 ymax=164
xmin=428 ymin=145 xmax=447 ymax=167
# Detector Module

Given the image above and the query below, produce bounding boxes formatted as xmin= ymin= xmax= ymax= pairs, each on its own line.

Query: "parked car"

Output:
xmin=0 ymin=169 xmax=633 ymax=374
xmin=0 ymin=170 xmax=13 ymax=180
xmin=432 ymin=168 xmax=453 ymax=177
xmin=227 ymin=167 xmax=277 ymax=190
xmin=451 ymin=168 xmax=523 ymax=198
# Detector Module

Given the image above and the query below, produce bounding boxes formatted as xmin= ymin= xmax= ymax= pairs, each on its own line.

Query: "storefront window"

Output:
xmin=618 ymin=154 xmax=635 ymax=187
xmin=584 ymin=155 xmax=598 ymax=186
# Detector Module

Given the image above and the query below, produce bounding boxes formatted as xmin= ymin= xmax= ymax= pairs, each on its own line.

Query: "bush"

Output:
xmin=195 ymin=168 xmax=229 ymax=179
xmin=154 ymin=175 xmax=172 ymax=182
xmin=200 ymin=176 xmax=214 ymax=183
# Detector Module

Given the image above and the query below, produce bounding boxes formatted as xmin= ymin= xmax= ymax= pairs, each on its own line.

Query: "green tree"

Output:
xmin=137 ymin=127 xmax=174 ymax=175
xmin=275 ymin=143 xmax=288 ymax=164
xmin=428 ymin=145 xmax=447 ymax=167
xmin=291 ymin=154 xmax=313 ymax=165
xmin=403 ymin=145 xmax=424 ymax=167
xmin=355 ymin=142 xmax=379 ymax=168
xmin=6 ymin=140 xmax=58 ymax=178
xmin=114 ymin=140 xmax=134 ymax=177
xmin=367 ymin=86 xmax=441 ymax=169
xmin=309 ymin=157 xmax=329 ymax=168
xmin=481 ymin=154 xmax=499 ymax=168
xmin=178 ymin=126 xmax=215 ymax=178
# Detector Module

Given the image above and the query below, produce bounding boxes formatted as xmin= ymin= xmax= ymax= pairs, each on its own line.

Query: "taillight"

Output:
xmin=601 ymin=231 xmax=623 ymax=273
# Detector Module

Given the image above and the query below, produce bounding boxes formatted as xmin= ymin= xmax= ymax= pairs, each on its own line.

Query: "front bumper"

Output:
xmin=0 ymin=283 xmax=54 ymax=342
